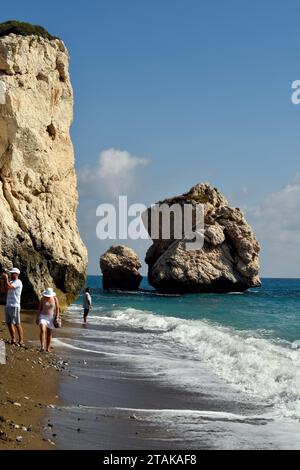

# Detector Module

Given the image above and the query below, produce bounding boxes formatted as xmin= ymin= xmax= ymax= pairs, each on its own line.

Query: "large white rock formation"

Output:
xmin=0 ymin=32 xmax=87 ymax=308
xmin=145 ymin=183 xmax=260 ymax=293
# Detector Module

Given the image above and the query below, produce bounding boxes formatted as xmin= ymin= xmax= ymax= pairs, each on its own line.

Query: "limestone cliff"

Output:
xmin=145 ymin=183 xmax=260 ymax=293
xmin=0 ymin=29 xmax=87 ymax=308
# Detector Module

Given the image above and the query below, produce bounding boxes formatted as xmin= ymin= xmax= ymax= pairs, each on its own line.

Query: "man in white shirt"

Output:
xmin=2 ymin=267 xmax=24 ymax=346
xmin=83 ymin=287 xmax=92 ymax=324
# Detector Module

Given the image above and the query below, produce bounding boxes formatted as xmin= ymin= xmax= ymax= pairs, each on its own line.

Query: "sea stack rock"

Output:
xmin=0 ymin=22 xmax=87 ymax=308
xmin=100 ymin=245 xmax=142 ymax=291
xmin=145 ymin=183 xmax=260 ymax=293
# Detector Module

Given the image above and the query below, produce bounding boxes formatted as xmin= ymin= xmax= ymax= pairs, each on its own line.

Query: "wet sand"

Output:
xmin=45 ymin=320 xmax=267 ymax=450
xmin=0 ymin=311 xmax=213 ymax=450
xmin=46 ymin=345 xmax=212 ymax=449
xmin=0 ymin=307 xmax=60 ymax=450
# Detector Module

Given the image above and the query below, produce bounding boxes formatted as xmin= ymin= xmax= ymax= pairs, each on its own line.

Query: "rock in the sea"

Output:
xmin=100 ymin=245 xmax=142 ymax=291
xmin=145 ymin=183 xmax=260 ymax=293
xmin=0 ymin=25 xmax=87 ymax=308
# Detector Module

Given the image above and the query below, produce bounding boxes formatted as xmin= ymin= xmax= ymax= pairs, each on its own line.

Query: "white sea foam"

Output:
xmin=57 ymin=403 xmax=300 ymax=449
xmin=61 ymin=404 xmax=267 ymax=422
xmin=52 ymin=338 xmax=136 ymax=359
xmin=64 ymin=305 xmax=300 ymax=421
xmin=227 ymin=292 xmax=245 ymax=295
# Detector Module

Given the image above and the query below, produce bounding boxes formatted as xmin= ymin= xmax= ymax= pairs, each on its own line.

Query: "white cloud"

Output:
xmin=246 ymin=173 xmax=300 ymax=277
xmin=98 ymin=148 xmax=149 ymax=177
xmin=77 ymin=148 xmax=150 ymax=274
xmin=78 ymin=148 xmax=149 ymax=199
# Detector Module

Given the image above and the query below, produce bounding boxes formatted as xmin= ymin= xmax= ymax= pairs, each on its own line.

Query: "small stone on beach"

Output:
xmin=0 ymin=430 xmax=8 ymax=441
xmin=69 ymin=373 xmax=79 ymax=379
xmin=130 ymin=414 xmax=138 ymax=420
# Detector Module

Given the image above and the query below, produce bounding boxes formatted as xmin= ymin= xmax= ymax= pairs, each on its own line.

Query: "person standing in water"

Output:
xmin=2 ymin=268 xmax=24 ymax=347
xmin=83 ymin=287 xmax=92 ymax=323
xmin=36 ymin=288 xmax=60 ymax=352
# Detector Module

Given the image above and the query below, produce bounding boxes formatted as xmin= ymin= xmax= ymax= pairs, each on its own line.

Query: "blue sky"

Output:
xmin=2 ymin=1 xmax=300 ymax=276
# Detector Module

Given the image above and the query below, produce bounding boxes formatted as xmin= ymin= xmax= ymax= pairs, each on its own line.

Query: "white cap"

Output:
xmin=9 ymin=267 xmax=20 ymax=275
xmin=42 ymin=287 xmax=56 ymax=297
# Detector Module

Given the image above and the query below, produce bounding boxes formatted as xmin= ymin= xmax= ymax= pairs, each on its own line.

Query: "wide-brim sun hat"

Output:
xmin=9 ymin=267 xmax=20 ymax=274
xmin=42 ymin=287 xmax=56 ymax=297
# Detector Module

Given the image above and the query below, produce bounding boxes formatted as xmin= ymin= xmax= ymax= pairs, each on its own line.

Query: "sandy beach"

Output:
xmin=0 ymin=306 xmax=213 ymax=450
xmin=0 ymin=307 xmax=61 ymax=450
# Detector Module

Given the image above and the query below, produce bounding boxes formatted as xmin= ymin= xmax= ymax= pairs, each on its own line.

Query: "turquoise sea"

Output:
xmin=53 ymin=276 xmax=300 ymax=449
xmin=82 ymin=277 xmax=300 ymax=343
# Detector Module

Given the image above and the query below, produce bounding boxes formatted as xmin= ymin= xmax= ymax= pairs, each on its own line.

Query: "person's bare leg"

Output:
xmin=7 ymin=323 xmax=16 ymax=343
xmin=40 ymin=325 xmax=46 ymax=351
xmin=46 ymin=329 xmax=52 ymax=352
xmin=15 ymin=324 xmax=24 ymax=344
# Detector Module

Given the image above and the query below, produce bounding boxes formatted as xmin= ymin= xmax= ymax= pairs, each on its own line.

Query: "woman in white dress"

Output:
xmin=36 ymin=288 xmax=60 ymax=352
